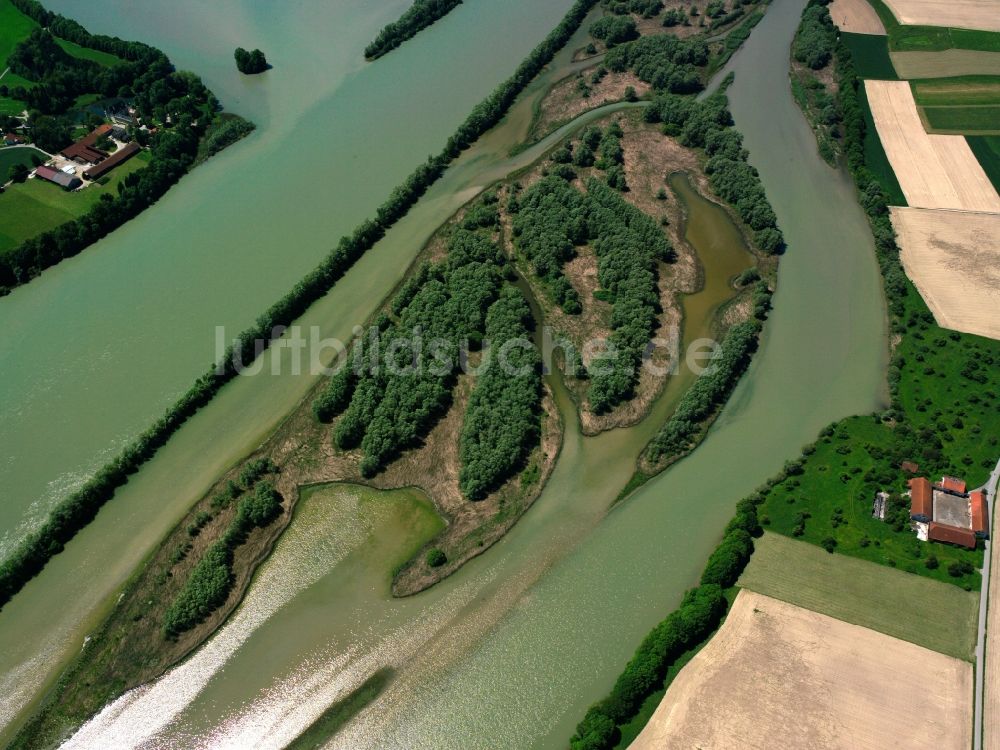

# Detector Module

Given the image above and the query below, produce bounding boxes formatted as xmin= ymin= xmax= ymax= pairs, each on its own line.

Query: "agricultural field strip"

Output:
xmin=630 ymin=590 xmax=973 ymax=750
xmin=865 ymin=79 xmax=1000 ymax=210
xmin=829 ymin=0 xmax=886 ymax=35
xmin=879 ymin=0 xmax=1000 ymax=33
xmin=891 ymin=49 xmax=1000 ymax=80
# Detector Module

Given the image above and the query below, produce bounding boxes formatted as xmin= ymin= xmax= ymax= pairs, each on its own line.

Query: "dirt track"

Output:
xmin=881 ymin=0 xmax=1000 ymax=32
xmin=891 ymin=207 xmax=1000 ymax=341
xmin=866 ymin=80 xmax=1000 ymax=211
xmin=829 ymin=0 xmax=886 ymax=34
xmin=630 ymin=590 xmax=972 ymax=750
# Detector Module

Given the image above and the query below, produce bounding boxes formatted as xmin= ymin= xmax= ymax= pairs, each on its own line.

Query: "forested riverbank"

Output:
xmin=0 ymin=0 xmax=254 ymax=294
xmin=364 ymin=0 xmax=463 ymax=60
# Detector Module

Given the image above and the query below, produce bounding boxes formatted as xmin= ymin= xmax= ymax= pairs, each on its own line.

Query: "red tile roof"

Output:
xmin=928 ymin=522 xmax=977 ymax=549
xmin=909 ymin=477 xmax=933 ymax=520
xmin=60 ymin=124 xmax=114 ymax=165
xmin=971 ymin=492 xmax=988 ymax=534
xmin=83 ymin=142 xmax=140 ymax=181
xmin=901 ymin=461 xmax=920 ymax=474
xmin=941 ymin=476 xmax=967 ymax=494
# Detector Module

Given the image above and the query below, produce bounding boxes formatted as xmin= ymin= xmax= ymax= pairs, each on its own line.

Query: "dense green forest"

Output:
xmin=792 ymin=0 xmax=836 ymax=70
xmin=0 ymin=0 xmax=254 ymax=293
xmin=459 ymin=287 xmax=543 ymax=499
xmin=364 ymin=0 xmax=463 ymax=60
xmin=605 ymin=32 xmax=709 ymax=93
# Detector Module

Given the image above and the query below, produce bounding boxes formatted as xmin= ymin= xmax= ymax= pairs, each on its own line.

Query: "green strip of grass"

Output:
xmin=739 ymin=532 xmax=979 ymax=660
xmin=55 ymin=37 xmax=122 ymax=67
xmin=841 ymin=32 xmax=899 ymax=80
xmin=923 ymin=104 xmax=1000 ymax=132
xmin=857 ymin=80 xmax=907 ymax=204
xmin=911 ymin=75 xmax=1000 ymax=105
xmin=864 ymin=0 xmax=1000 ymax=52
xmin=967 ymin=134 xmax=1000 ymax=190
xmin=0 ymin=0 xmax=37 ymax=67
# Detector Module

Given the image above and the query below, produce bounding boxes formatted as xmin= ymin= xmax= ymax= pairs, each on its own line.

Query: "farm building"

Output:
xmin=83 ymin=142 xmax=140 ymax=180
xmin=34 ymin=165 xmax=82 ymax=190
xmin=60 ymin=124 xmax=113 ymax=166
xmin=907 ymin=475 xmax=987 ymax=549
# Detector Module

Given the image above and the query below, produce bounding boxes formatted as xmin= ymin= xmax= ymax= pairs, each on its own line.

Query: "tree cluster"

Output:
xmin=590 ymin=16 xmax=640 ymax=47
xmin=645 ymin=88 xmax=785 ymax=253
xmin=604 ymin=33 xmax=709 ymax=94
xmin=792 ymin=0 xmax=836 ymax=70
xmin=315 ymin=226 xmax=506 ymax=478
xmin=570 ymin=496 xmax=762 ymax=749
xmin=646 ymin=319 xmax=764 ymax=463
xmin=604 ymin=0 xmax=664 ymax=17
xmin=364 ymin=0 xmax=463 ymax=60
xmin=163 ymin=480 xmax=282 ymax=638
xmin=234 ymin=47 xmax=268 ymax=74
xmin=0 ymin=0 xmax=600 ymax=608
xmin=459 ymin=286 xmax=542 ymax=499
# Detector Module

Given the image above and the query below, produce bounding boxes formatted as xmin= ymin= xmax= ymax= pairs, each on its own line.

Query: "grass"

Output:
xmin=738 ymin=532 xmax=979 ymax=660
xmin=0 ymin=156 xmax=148 ymax=254
xmin=841 ymin=32 xmax=899 ymax=80
xmin=911 ymin=75 xmax=1000 ymax=106
xmin=0 ymin=0 xmax=36 ymax=68
xmin=857 ymin=80 xmax=908 ymax=204
xmin=285 ymin=669 xmax=393 ymax=749
xmin=864 ymin=0 xmax=1000 ymax=52
xmin=55 ymin=38 xmax=122 ymax=67
xmin=758 ymin=414 xmax=985 ymax=587
xmin=923 ymin=104 xmax=1000 ymax=133
xmin=967 ymin=134 xmax=1000 ymax=190
xmin=0 ymin=145 xmax=46 ymax=174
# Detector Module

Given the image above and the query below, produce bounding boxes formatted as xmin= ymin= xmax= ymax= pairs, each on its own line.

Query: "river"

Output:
xmin=2 ymin=0 xmax=887 ymax=746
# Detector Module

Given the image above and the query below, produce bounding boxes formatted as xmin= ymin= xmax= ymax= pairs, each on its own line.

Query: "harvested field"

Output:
xmin=880 ymin=0 xmax=1000 ymax=32
xmin=865 ymin=79 xmax=1000 ymax=210
xmin=630 ymin=590 xmax=973 ymax=750
xmin=829 ymin=0 xmax=886 ymax=35
xmin=891 ymin=206 xmax=1000 ymax=340
xmin=738 ymin=532 xmax=979 ymax=659
xmin=892 ymin=49 xmax=1000 ymax=78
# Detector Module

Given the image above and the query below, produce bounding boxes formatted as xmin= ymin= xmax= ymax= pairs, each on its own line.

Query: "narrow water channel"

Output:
xmin=53 ymin=0 xmax=887 ymax=743
xmin=4 ymin=0 xmax=888 ymax=745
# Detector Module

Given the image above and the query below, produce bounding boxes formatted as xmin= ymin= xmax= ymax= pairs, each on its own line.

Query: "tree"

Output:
xmin=8 ymin=163 xmax=29 ymax=183
xmin=234 ymin=47 xmax=269 ymax=74
xmin=426 ymin=548 xmax=447 ymax=567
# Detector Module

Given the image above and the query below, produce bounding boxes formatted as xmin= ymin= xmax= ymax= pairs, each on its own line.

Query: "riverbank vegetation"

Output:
xmin=364 ymin=0 xmax=463 ymax=60
xmin=0 ymin=0 xmax=255 ymax=293
xmin=569 ymin=496 xmax=761 ymax=750
xmin=0 ymin=0 xmax=601 ymax=612
xmin=234 ymin=46 xmax=268 ymax=74
xmin=755 ymin=2 xmax=1000 ymax=588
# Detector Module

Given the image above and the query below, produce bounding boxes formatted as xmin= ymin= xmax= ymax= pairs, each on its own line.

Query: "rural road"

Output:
xmin=974 ymin=456 xmax=1000 ymax=750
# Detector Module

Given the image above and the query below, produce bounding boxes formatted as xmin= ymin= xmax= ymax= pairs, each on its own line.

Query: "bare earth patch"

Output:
xmin=865 ymin=80 xmax=1000 ymax=211
xmin=530 ymin=66 xmax=649 ymax=142
xmin=829 ymin=0 xmax=886 ymax=34
xmin=631 ymin=590 xmax=973 ymax=750
xmin=881 ymin=0 xmax=1000 ymax=32
xmin=891 ymin=206 xmax=1000 ymax=341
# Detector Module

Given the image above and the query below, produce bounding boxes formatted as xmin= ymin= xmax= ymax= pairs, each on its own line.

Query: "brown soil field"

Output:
xmin=881 ymin=0 xmax=1000 ymax=32
xmin=631 ymin=590 xmax=974 ymax=750
xmin=829 ymin=0 xmax=886 ymax=34
xmin=865 ymin=80 xmax=1000 ymax=211
xmin=892 ymin=49 xmax=1000 ymax=79
xmin=891 ymin=206 xmax=1000 ymax=341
